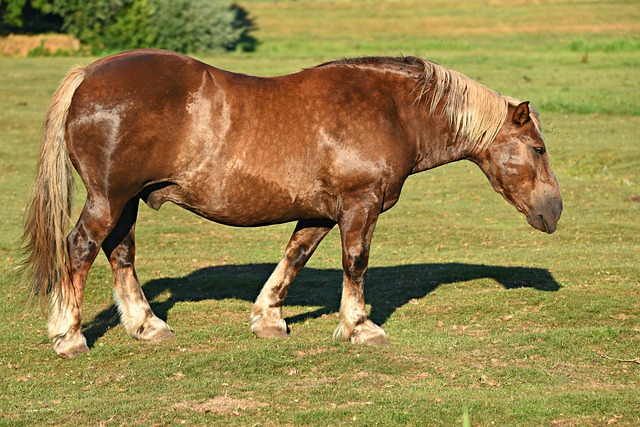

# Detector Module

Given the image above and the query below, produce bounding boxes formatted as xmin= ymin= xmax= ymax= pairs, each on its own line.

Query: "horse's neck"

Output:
xmin=408 ymin=115 xmax=475 ymax=174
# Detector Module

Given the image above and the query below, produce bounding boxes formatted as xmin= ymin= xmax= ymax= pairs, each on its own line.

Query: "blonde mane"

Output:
xmin=412 ymin=58 xmax=531 ymax=150
xmin=317 ymin=57 xmax=539 ymax=150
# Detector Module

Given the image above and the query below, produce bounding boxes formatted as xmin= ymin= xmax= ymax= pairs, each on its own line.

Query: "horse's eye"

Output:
xmin=533 ymin=146 xmax=546 ymax=155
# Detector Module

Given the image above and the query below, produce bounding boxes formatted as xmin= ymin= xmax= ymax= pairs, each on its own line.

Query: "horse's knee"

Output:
xmin=67 ymin=226 xmax=99 ymax=261
xmin=342 ymin=243 xmax=370 ymax=280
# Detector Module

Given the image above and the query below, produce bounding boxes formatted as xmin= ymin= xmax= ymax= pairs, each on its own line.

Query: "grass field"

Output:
xmin=1 ymin=0 xmax=639 ymax=425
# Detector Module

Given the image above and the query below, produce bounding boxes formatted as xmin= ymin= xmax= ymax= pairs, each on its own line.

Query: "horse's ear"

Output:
xmin=512 ymin=101 xmax=531 ymax=126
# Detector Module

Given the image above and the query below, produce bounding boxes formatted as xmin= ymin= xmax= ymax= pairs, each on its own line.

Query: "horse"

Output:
xmin=23 ymin=49 xmax=562 ymax=358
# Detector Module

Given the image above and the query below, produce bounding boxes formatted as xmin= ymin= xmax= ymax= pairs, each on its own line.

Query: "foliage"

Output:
xmin=1 ymin=0 xmax=49 ymax=27
xmin=1 ymin=0 xmax=29 ymax=27
xmin=50 ymin=0 xmax=148 ymax=52
xmin=1 ymin=0 xmax=257 ymax=54
xmin=0 ymin=0 xmax=60 ymax=34
xmin=150 ymin=0 xmax=257 ymax=54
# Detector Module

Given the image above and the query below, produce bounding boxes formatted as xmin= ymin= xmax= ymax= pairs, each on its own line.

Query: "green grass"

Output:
xmin=1 ymin=1 xmax=639 ymax=426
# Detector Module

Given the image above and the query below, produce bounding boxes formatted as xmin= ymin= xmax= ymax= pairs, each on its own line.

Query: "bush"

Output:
xmin=51 ymin=0 xmax=257 ymax=54
xmin=0 ymin=0 xmax=63 ymax=35
xmin=51 ymin=0 xmax=149 ymax=52
xmin=151 ymin=0 xmax=257 ymax=53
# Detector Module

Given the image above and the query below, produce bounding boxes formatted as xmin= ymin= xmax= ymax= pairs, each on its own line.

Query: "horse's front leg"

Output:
xmin=251 ymin=218 xmax=335 ymax=338
xmin=333 ymin=202 xmax=389 ymax=345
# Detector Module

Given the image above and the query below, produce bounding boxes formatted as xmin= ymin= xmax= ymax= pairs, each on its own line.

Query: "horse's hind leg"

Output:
xmin=101 ymin=198 xmax=173 ymax=342
xmin=48 ymin=194 xmax=126 ymax=358
xmin=251 ymin=218 xmax=335 ymax=338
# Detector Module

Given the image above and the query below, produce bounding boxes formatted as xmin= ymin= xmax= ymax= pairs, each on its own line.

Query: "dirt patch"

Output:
xmin=550 ymin=414 xmax=624 ymax=426
xmin=173 ymin=396 xmax=268 ymax=416
xmin=0 ymin=34 xmax=80 ymax=57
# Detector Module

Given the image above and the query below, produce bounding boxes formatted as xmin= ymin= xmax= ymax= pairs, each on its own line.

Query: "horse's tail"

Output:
xmin=23 ymin=66 xmax=87 ymax=307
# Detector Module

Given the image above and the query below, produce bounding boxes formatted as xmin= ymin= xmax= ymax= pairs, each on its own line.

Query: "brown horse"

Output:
xmin=23 ymin=49 xmax=562 ymax=358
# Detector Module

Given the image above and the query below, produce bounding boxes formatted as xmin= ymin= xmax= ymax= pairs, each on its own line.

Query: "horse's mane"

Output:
xmin=316 ymin=56 xmax=425 ymax=70
xmin=315 ymin=57 xmax=539 ymax=150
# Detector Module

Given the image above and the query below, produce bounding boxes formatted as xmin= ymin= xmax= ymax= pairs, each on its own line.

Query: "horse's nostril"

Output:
xmin=540 ymin=215 xmax=549 ymax=233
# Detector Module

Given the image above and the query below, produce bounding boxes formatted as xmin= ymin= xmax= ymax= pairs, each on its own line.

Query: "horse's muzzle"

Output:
xmin=527 ymin=196 xmax=562 ymax=234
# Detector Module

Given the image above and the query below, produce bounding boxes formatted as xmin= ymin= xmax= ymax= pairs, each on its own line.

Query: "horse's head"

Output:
xmin=471 ymin=101 xmax=562 ymax=233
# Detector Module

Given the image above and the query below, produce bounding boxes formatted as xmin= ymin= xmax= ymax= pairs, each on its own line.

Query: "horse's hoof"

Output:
xmin=141 ymin=327 xmax=175 ymax=342
xmin=251 ymin=316 xmax=289 ymax=339
xmin=254 ymin=326 xmax=290 ymax=339
xmin=350 ymin=320 xmax=389 ymax=345
xmin=354 ymin=333 xmax=390 ymax=345
xmin=137 ymin=317 xmax=174 ymax=342
xmin=53 ymin=333 xmax=90 ymax=358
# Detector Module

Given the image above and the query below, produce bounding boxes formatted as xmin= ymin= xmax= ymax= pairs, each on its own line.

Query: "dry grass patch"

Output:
xmin=174 ymin=396 xmax=269 ymax=415
xmin=0 ymin=34 xmax=80 ymax=57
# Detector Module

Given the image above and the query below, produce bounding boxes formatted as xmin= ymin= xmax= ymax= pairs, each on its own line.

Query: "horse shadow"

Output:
xmin=82 ymin=262 xmax=561 ymax=347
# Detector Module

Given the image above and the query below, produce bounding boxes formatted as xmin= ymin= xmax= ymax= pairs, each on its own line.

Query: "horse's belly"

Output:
xmin=144 ymin=174 xmax=332 ymax=227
